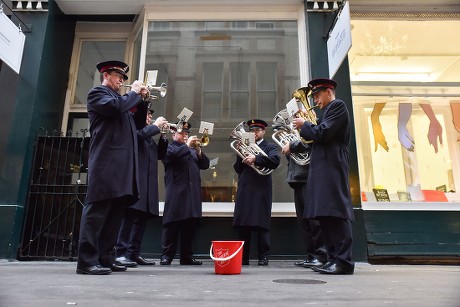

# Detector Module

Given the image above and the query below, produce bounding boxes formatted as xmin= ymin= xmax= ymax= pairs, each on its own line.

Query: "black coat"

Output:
xmin=299 ymin=99 xmax=354 ymax=221
xmin=162 ymin=141 xmax=210 ymax=224
xmin=232 ymin=140 xmax=280 ymax=230
xmin=285 ymin=140 xmax=310 ymax=185
xmin=129 ymin=123 xmax=168 ymax=216
xmin=86 ymin=85 xmax=145 ymax=205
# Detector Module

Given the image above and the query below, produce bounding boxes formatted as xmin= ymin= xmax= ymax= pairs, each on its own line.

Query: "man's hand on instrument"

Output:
xmin=242 ymin=154 xmax=256 ymax=166
xmin=293 ymin=117 xmax=305 ymax=130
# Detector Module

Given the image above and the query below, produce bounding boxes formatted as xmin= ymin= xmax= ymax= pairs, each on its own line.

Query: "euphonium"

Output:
xmin=229 ymin=122 xmax=273 ymax=176
xmin=272 ymin=110 xmax=310 ymax=165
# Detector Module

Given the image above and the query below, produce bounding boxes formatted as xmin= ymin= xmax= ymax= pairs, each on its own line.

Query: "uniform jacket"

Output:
xmin=162 ymin=141 xmax=210 ymax=224
xmin=299 ymin=99 xmax=354 ymax=221
xmin=285 ymin=140 xmax=310 ymax=185
xmin=232 ymin=140 xmax=280 ymax=230
xmin=129 ymin=122 xmax=168 ymax=216
xmin=86 ymin=85 xmax=145 ymax=205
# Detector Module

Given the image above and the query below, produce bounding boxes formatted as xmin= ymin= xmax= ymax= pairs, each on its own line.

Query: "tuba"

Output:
xmin=229 ymin=122 xmax=273 ymax=175
xmin=272 ymin=110 xmax=310 ymax=165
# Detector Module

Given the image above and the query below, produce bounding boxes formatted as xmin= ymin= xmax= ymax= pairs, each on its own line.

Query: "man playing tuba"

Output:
xmin=232 ymin=119 xmax=280 ymax=266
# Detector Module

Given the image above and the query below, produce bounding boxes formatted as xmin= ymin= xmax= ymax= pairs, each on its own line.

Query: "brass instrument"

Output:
xmin=195 ymin=128 xmax=210 ymax=147
xmin=291 ymin=87 xmax=318 ymax=143
xmin=123 ymin=82 xmax=167 ymax=101
xmin=272 ymin=110 xmax=310 ymax=165
xmin=229 ymin=122 xmax=273 ymax=176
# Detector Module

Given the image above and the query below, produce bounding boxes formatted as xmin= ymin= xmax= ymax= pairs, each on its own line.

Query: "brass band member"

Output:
xmin=232 ymin=119 xmax=280 ymax=266
xmin=160 ymin=122 xmax=210 ymax=265
xmin=293 ymin=78 xmax=354 ymax=275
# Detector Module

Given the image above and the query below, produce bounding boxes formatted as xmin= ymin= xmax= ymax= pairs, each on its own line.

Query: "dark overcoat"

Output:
xmin=86 ymin=85 xmax=145 ymax=205
xmin=232 ymin=140 xmax=280 ymax=230
xmin=299 ymin=99 xmax=354 ymax=221
xmin=129 ymin=123 xmax=168 ymax=216
xmin=162 ymin=141 xmax=210 ymax=224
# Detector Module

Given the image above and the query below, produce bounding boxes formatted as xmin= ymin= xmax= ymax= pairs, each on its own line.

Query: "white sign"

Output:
xmin=0 ymin=11 xmax=26 ymax=74
xmin=327 ymin=1 xmax=352 ymax=79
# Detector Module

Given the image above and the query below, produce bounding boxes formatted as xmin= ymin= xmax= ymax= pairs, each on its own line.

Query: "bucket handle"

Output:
xmin=209 ymin=241 xmax=245 ymax=262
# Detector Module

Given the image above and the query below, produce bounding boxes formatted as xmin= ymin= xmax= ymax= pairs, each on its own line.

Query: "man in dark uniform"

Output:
xmin=293 ymin=78 xmax=355 ymax=275
xmin=232 ymin=119 xmax=280 ymax=266
xmin=76 ymin=60 xmax=149 ymax=275
xmin=159 ymin=122 xmax=210 ymax=265
xmin=281 ymin=141 xmax=326 ymax=269
xmin=114 ymin=109 xmax=168 ymax=267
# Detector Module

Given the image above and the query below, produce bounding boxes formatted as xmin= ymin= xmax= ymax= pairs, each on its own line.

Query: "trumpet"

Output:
xmin=123 ymin=82 xmax=167 ymax=101
xmin=160 ymin=123 xmax=180 ymax=134
xmin=272 ymin=110 xmax=310 ymax=165
xmin=229 ymin=122 xmax=272 ymax=175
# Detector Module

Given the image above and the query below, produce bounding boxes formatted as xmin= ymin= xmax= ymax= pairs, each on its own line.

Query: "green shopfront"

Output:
xmin=0 ymin=0 xmax=459 ymax=263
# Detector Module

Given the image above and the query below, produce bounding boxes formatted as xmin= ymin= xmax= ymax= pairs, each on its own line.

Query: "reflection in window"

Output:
xmin=144 ymin=20 xmax=300 ymax=203
xmin=73 ymin=41 xmax=126 ymax=106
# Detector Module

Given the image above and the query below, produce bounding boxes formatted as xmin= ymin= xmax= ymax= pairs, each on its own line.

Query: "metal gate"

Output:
xmin=18 ymin=131 xmax=89 ymax=260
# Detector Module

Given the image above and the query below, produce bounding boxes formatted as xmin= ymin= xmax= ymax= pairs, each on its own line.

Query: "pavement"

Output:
xmin=0 ymin=259 xmax=459 ymax=307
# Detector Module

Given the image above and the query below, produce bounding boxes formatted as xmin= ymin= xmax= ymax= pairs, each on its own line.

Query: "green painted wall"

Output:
xmin=0 ymin=1 xmax=75 ymax=259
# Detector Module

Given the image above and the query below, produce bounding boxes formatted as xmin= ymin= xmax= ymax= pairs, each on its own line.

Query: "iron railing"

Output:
xmin=18 ymin=130 xmax=89 ymax=260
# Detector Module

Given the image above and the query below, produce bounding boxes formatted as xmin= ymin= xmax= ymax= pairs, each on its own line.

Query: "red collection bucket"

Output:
xmin=209 ymin=241 xmax=245 ymax=275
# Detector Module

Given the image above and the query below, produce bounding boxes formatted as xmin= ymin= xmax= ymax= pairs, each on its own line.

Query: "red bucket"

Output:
xmin=209 ymin=241 xmax=245 ymax=275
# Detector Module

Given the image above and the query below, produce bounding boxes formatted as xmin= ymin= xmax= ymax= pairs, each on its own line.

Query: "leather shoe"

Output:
xmin=294 ymin=259 xmax=308 ymax=267
xmin=111 ymin=263 xmax=127 ymax=272
xmin=76 ymin=265 xmax=111 ymax=275
xmin=160 ymin=257 xmax=171 ymax=265
xmin=242 ymin=259 xmax=249 ymax=265
xmin=180 ymin=259 xmax=202 ymax=265
xmin=315 ymin=263 xmax=354 ymax=275
xmin=302 ymin=258 xmax=324 ymax=269
xmin=133 ymin=255 xmax=155 ymax=265
xmin=258 ymin=257 xmax=269 ymax=266
xmin=114 ymin=256 xmax=137 ymax=268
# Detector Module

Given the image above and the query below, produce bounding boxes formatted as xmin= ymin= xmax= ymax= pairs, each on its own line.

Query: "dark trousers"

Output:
xmin=237 ymin=226 xmax=270 ymax=261
xmin=161 ymin=218 xmax=199 ymax=261
xmin=115 ymin=208 xmax=149 ymax=259
xmin=77 ymin=198 xmax=126 ymax=268
xmin=292 ymin=182 xmax=327 ymax=262
xmin=317 ymin=216 xmax=354 ymax=268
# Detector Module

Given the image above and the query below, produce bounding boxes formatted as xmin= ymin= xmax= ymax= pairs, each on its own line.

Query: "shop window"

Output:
xmin=143 ymin=20 xmax=300 ymax=203
xmin=349 ymin=19 xmax=460 ymax=205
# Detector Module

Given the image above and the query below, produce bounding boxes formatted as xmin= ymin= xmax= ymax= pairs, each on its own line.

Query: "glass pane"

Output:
xmin=350 ymin=19 xmax=460 ymax=203
xmin=145 ymin=20 xmax=300 ymax=203
xmin=73 ymin=41 xmax=126 ymax=106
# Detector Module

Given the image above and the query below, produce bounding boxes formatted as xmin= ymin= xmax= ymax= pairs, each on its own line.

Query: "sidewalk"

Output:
xmin=0 ymin=260 xmax=459 ymax=307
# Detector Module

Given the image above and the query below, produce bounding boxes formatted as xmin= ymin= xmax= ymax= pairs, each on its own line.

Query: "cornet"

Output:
xmin=123 ymin=82 xmax=167 ymax=101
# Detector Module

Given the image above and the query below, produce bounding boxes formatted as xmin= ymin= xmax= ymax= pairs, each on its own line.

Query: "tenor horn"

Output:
xmin=291 ymin=87 xmax=318 ymax=143
xmin=272 ymin=110 xmax=310 ymax=165
xmin=229 ymin=122 xmax=273 ymax=175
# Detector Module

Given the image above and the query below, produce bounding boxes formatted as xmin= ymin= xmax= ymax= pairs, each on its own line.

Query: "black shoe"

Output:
xmin=160 ymin=257 xmax=171 ymax=265
xmin=111 ymin=263 xmax=127 ymax=272
xmin=242 ymin=259 xmax=249 ymax=265
xmin=312 ymin=261 xmax=332 ymax=272
xmin=114 ymin=256 xmax=137 ymax=268
xmin=180 ymin=259 xmax=202 ymax=265
xmin=302 ymin=258 xmax=324 ymax=269
xmin=294 ymin=259 xmax=308 ymax=267
xmin=315 ymin=263 xmax=354 ymax=275
xmin=258 ymin=257 xmax=268 ymax=266
xmin=76 ymin=265 xmax=111 ymax=275
xmin=133 ymin=256 xmax=155 ymax=265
